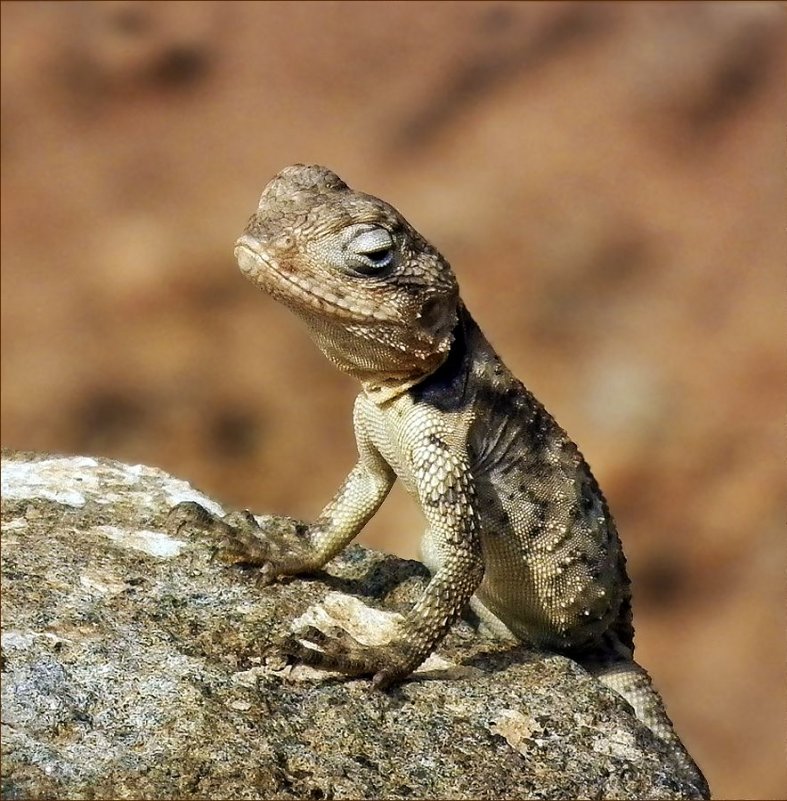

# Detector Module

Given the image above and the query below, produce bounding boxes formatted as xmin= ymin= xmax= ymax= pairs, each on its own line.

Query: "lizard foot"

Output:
xmin=283 ymin=625 xmax=414 ymax=688
xmin=166 ymin=501 xmax=309 ymax=584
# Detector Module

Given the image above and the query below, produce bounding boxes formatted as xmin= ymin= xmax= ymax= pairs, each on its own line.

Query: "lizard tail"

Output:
xmin=583 ymin=658 xmax=710 ymax=799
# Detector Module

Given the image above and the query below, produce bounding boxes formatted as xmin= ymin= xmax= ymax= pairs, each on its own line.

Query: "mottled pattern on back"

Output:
xmin=410 ymin=306 xmax=630 ymax=651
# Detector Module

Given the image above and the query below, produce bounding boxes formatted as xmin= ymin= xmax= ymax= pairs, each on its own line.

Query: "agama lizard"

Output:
xmin=168 ymin=164 xmax=708 ymax=795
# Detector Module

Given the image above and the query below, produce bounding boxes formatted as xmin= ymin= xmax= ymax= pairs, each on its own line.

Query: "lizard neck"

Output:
xmin=303 ymin=305 xmax=463 ymax=406
xmin=360 ymin=302 xmax=475 ymax=407
xmin=405 ymin=302 xmax=475 ymax=411
xmin=304 ymin=322 xmax=453 ymax=405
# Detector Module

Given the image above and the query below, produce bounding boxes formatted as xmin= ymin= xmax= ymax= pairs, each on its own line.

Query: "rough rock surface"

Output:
xmin=1 ymin=450 xmax=706 ymax=800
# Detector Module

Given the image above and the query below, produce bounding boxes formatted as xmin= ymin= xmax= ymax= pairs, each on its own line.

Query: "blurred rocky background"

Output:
xmin=1 ymin=2 xmax=783 ymax=798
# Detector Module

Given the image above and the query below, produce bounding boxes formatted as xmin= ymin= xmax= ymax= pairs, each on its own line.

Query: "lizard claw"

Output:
xmin=282 ymin=624 xmax=413 ymax=686
xmin=283 ymin=625 xmax=372 ymax=676
xmin=165 ymin=501 xmax=298 ymax=579
xmin=371 ymin=668 xmax=402 ymax=691
xmin=166 ymin=501 xmax=217 ymax=536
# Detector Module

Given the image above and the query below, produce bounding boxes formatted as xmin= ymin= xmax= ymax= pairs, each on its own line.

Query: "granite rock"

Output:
xmin=1 ymin=450 xmax=706 ymax=799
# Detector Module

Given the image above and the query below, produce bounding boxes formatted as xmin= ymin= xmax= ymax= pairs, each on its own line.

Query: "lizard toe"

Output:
xmin=165 ymin=501 xmax=218 ymax=535
xmin=283 ymin=625 xmax=382 ymax=676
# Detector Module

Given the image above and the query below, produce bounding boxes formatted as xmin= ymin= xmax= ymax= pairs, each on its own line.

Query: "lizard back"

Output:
xmin=411 ymin=304 xmax=632 ymax=653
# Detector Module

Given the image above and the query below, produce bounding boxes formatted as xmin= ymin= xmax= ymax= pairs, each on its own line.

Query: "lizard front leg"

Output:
xmin=167 ymin=429 xmax=395 ymax=583
xmin=287 ymin=432 xmax=485 ymax=688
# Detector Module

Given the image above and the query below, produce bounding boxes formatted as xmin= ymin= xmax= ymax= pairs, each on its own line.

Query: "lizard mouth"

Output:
xmin=234 ymin=235 xmax=393 ymax=325
xmin=234 ymin=236 xmax=273 ymax=281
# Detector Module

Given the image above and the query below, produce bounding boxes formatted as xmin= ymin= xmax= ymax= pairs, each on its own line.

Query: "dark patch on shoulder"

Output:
xmin=409 ymin=306 xmax=476 ymax=411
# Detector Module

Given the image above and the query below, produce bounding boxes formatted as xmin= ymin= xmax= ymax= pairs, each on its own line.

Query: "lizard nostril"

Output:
xmin=274 ymin=234 xmax=295 ymax=251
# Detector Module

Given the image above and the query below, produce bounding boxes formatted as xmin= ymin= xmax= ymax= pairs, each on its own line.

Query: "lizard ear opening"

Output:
xmin=420 ymin=294 xmax=455 ymax=330
xmin=418 ymin=292 xmax=458 ymax=353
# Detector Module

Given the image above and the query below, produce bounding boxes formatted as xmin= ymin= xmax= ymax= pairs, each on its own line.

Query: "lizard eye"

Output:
xmin=344 ymin=226 xmax=395 ymax=274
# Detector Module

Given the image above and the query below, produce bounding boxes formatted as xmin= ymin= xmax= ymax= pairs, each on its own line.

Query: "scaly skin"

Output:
xmin=168 ymin=164 xmax=708 ymax=796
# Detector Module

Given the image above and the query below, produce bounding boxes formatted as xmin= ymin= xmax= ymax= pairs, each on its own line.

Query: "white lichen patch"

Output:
xmin=230 ymin=666 xmax=270 ymax=688
xmin=92 ymin=525 xmax=187 ymax=558
xmin=98 ymin=463 xmax=225 ymax=516
xmin=151 ymin=469 xmax=225 ymax=517
xmin=1 ymin=456 xmax=101 ymax=507
xmin=0 ymin=456 xmax=226 ymax=521
xmin=416 ymin=651 xmax=479 ymax=677
xmin=1 ymin=629 xmax=70 ymax=650
xmin=79 ymin=569 xmax=129 ymax=596
xmin=591 ymin=726 xmax=639 ymax=759
xmin=293 ymin=592 xmax=403 ymax=646
xmin=1 ymin=517 xmax=28 ymax=532
xmin=233 ymin=602 xmax=260 ymax=615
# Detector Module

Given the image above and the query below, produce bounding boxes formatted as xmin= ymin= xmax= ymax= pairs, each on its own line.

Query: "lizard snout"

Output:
xmin=235 ymin=234 xmax=268 ymax=279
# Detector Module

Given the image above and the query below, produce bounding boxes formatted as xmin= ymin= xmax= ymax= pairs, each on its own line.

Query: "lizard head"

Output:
xmin=235 ymin=164 xmax=459 ymax=402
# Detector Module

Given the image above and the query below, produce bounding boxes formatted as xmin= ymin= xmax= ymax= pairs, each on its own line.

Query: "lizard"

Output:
xmin=167 ymin=164 xmax=708 ymax=796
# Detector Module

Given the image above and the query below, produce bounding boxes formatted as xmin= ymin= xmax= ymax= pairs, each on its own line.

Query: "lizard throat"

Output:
xmin=309 ymin=323 xmax=455 ymax=404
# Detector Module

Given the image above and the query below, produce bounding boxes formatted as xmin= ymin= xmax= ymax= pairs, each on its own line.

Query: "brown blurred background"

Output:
xmin=1 ymin=2 xmax=784 ymax=798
